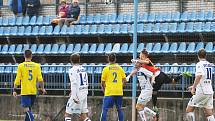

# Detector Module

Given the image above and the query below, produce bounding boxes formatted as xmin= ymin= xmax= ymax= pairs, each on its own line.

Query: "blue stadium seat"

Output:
xmin=73 ymin=44 xmax=81 ymax=53
xmin=0 ymin=17 xmax=2 ymax=26
xmin=169 ymin=63 xmax=179 ymax=74
xmin=5 ymin=63 xmax=12 ymax=73
xmin=169 ymin=42 xmax=178 ymax=53
xmin=0 ymin=27 xmax=3 ymax=36
xmin=111 ymin=43 xmax=120 ymax=53
xmin=210 ymin=22 xmax=215 ymax=32
xmin=43 ymin=16 xmax=50 ymax=25
xmin=171 ymin=11 xmax=180 ymax=22
xmin=3 ymin=27 xmax=10 ymax=36
xmin=155 ymin=12 xmax=163 ymax=22
xmin=1 ymin=45 xmax=9 ymax=54
xmin=38 ymin=26 xmax=46 ymax=36
xmin=53 ymin=25 xmax=61 ymax=35
xmin=97 ymin=24 xmax=105 ymax=34
xmin=205 ymin=42 xmax=213 ymax=53
xmin=185 ymin=22 xmax=194 ymax=33
xmin=44 ymin=44 xmax=51 ymax=54
xmin=160 ymin=23 xmax=169 ymax=33
xmin=10 ymin=26 xmax=18 ymax=36
xmin=116 ymin=14 xmax=124 ymax=23
xmin=161 ymin=43 xmax=170 ymax=53
xmin=36 ymin=16 xmax=43 ymax=25
xmin=82 ymin=25 xmax=90 ymax=35
xmin=60 ymin=25 xmax=67 ymax=35
xmin=88 ymin=44 xmax=97 ymax=54
xmin=109 ymin=13 xmax=117 ymax=24
xmin=177 ymin=22 xmax=186 ymax=33
xmin=144 ymin=23 xmax=153 ymax=33
xmin=120 ymin=24 xmax=128 ymax=34
xmin=137 ymin=43 xmax=144 ymax=53
xmin=203 ymin=22 xmax=211 ymax=32
xmin=138 ymin=12 xmax=148 ymax=22
xmin=205 ymin=10 xmax=213 ymax=21
xmin=94 ymin=63 xmax=103 ymax=74
xmin=8 ymin=17 xmax=16 ymax=26
xmin=67 ymin=25 xmax=75 ymax=35
xmin=169 ymin=23 xmax=177 ymax=33
xmin=197 ymin=11 xmax=205 ymax=21
xmin=188 ymin=63 xmax=196 ymax=74
xmin=51 ymin=44 xmax=59 ymax=54
xmin=0 ymin=63 xmax=4 ymax=73
xmin=113 ymin=24 xmax=120 ymax=34
xmin=153 ymin=23 xmax=160 ymax=33
xmin=24 ymin=26 xmax=32 ymax=36
xmin=89 ymin=25 xmax=97 ymax=35
xmin=188 ymin=11 xmax=197 ymax=21
xmin=48 ymin=63 xmax=56 ymax=73
xmin=162 ymin=63 xmax=170 ymax=74
xmin=36 ymin=44 xmax=44 ymax=54
xmin=137 ymin=23 xmax=144 ymax=34
xmin=127 ymin=43 xmax=134 ymax=53
xmin=2 ymin=17 xmax=9 ymax=26
xmin=129 ymin=24 xmax=134 ymax=34
xmin=96 ymin=43 xmax=105 ymax=54
xmin=94 ymin=14 xmax=101 ymax=24
xmin=104 ymin=24 xmax=112 ymax=34
xmin=181 ymin=11 xmax=188 ymax=21
xmin=195 ymin=42 xmax=204 ymax=52
xmin=178 ymin=42 xmax=186 ymax=53
xmin=100 ymin=14 xmax=109 ymax=24
xmin=121 ymin=63 xmax=128 ymax=73
xmin=145 ymin=43 xmax=153 ymax=53
xmin=178 ymin=63 xmax=187 ymax=73
xmin=120 ymin=43 xmax=129 ymax=54
xmin=87 ymin=14 xmax=94 ymax=24
xmin=148 ymin=12 xmax=156 ymax=22
xmin=127 ymin=66 xmax=133 ymax=74
xmin=30 ymin=44 xmax=37 ymax=54
xmin=163 ymin=12 xmax=171 ymax=22
xmin=32 ymin=26 xmax=39 ymax=36
xmin=80 ymin=43 xmax=89 ymax=54
xmin=104 ymin=43 xmax=112 ymax=54
xmin=58 ymin=44 xmax=66 ymax=54
xmin=79 ymin=15 xmax=86 ymax=24
xmin=22 ymin=16 xmax=30 ymax=26
xmin=124 ymin=13 xmax=132 ymax=23
xmin=15 ymin=44 xmax=23 ymax=54
xmin=66 ymin=44 xmax=74 ymax=54
xmin=186 ymin=42 xmax=195 ymax=53
xmin=42 ymin=63 xmax=49 ymax=74
xmin=45 ymin=26 xmax=53 ymax=35
xmin=152 ymin=43 xmax=161 ymax=53
xmin=8 ymin=44 xmax=16 ymax=54
xmin=56 ymin=63 xmax=64 ymax=73
xmin=16 ymin=16 xmax=23 ymax=25
xmin=29 ymin=16 xmax=36 ymax=25
xmin=193 ymin=22 xmax=202 ymax=32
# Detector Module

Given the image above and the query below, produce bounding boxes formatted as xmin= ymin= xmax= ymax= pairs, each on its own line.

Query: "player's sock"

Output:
xmin=152 ymin=93 xmax=157 ymax=108
xmin=65 ymin=117 xmax=71 ymax=121
xmin=25 ymin=111 xmax=34 ymax=121
xmin=138 ymin=110 xmax=146 ymax=121
xmin=207 ymin=115 xmax=215 ymax=121
xmin=186 ymin=112 xmax=195 ymax=121
xmin=144 ymin=107 xmax=156 ymax=116
xmin=84 ymin=117 xmax=91 ymax=121
xmin=117 ymin=108 xmax=124 ymax=121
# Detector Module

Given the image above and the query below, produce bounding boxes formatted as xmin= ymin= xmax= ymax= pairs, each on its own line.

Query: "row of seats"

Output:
xmin=0 ymin=63 xmax=197 ymax=74
xmin=1 ymin=22 xmax=215 ymax=36
xmin=0 ymin=42 xmax=214 ymax=55
xmin=0 ymin=10 xmax=213 ymax=27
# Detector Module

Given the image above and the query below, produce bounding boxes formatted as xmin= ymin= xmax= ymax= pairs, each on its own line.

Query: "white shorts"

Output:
xmin=65 ymin=97 xmax=89 ymax=114
xmin=188 ymin=94 xmax=213 ymax=109
xmin=137 ymin=90 xmax=152 ymax=105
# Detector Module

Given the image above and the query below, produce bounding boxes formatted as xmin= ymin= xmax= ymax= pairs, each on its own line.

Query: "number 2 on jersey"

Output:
xmin=112 ymin=72 xmax=117 ymax=83
xmin=28 ymin=70 xmax=33 ymax=81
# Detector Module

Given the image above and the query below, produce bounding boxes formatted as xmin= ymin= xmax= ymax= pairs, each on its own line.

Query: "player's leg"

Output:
xmin=186 ymin=105 xmax=195 ymax=121
xmin=100 ymin=96 xmax=114 ymax=121
xmin=136 ymin=103 xmax=146 ymax=121
xmin=65 ymin=97 xmax=80 ymax=121
xmin=80 ymin=98 xmax=91 ymax=121
xmin=21 ymin=96 xmax=34 ymax=121
xmin=114 ymin=96 xmax=124 ymax=121
xmin=203 ymin=95 xmax=215 ymax=121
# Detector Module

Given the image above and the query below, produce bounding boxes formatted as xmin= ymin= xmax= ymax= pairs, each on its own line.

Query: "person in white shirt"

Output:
xmin=186 ymin=48 xmax=215 ymax=121
xmin=65 ymin=53 xmax=91 ymax=121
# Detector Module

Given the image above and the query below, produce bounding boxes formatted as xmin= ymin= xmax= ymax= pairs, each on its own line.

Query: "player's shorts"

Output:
xmin=102 ymin=96 xmax=123 ymax=110
xmin=21 ymin=95 xmax=36 ymax=108
xmin=153 ymin=71 xmax=172 ymax=91
xmin=66 ymin=96 xmax=89 ymax=114
xmin=187 ymin=94 xmax=213 ymax=109
xmin=137 ymin=90 xmax=152 ymax=105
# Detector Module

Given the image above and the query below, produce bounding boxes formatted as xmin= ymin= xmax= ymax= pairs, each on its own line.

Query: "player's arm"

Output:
xmin=101 ymin=67 xmax=107 ymax=92
xmin=190 ymin=64 xmax=203 ymax=95
xmin=37 ymin=64 xmax=46 ymax=94
xmin=120 ymin=67 xmax=127 ymax=86
xmin=13 ymin=65 xmax=21 ymax=97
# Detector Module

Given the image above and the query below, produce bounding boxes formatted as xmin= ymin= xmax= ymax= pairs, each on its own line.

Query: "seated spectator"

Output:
xmin=51 ymin=0 xmax=68 ymax=27
xmin=9 ymin=0 xmax=26 ymax=16
xmin=26 ymin=0 xmax=41 ymax=18
xmin=59 ymin=0 xmax=80 ymax=27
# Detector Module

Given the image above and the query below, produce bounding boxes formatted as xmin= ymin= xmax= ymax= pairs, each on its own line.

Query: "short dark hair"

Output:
xmin=141 ymin=48 xmax=149 ymax=57
xmin=107 ymin=53 xmax=116 ymax=63
xmin=70 ymin=53 xmax=80 ymax=64
xmin=198 ymin=48 xmax=206 ymax=59
xmin=24 ymin=49 xmax=32 ymax=58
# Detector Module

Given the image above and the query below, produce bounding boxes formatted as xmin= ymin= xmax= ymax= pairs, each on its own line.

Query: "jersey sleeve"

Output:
xmin=101 ymin=67 xmax=107 ymax=82
xmin=14 ymin=64 xmax=22 ymax=86
xmin=139 ymin=68 xmax=153 ymax=77
xmin=120 ymin=67 xmax=126 ymax=79
xmin=37 ymin=64 xmax=43 ymax=82
xmin=195 ymin=63 xmax=204 ymax=76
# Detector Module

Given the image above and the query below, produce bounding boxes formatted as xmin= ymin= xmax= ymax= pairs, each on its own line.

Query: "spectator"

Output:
xmin=9 ymin=0 xmax=26 ymax=16
xmin=26 ymin=0 xmax=41 ymax=18
xmin=59 ymin=0 xmax=80 ymax=27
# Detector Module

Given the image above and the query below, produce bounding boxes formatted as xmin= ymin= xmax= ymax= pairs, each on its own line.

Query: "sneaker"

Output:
xmin=182 ymin=71 xmax=192 ymax=78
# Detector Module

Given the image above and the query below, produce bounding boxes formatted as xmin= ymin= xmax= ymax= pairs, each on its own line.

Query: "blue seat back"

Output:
xmin=36 ymin=16 xmax=43 ymax=25
xmin=17 ymin=26 xmax=25 ymax=36
xmin=89 ymin=44 xmax=97 ymax=53
xmin=80 ymin=43 xmax=89 ymax=53
xmin=36 ymin=44 xmax=44 ymax=53
xmin=137 ymin=43 xmax=144 ymax=53
xmin=51 ymin=44 xmax=59 ymax=53
xmin=120 ymin=43 xmax=129 ymax=53
xmin=66 ymin=44 xmax=74 ymax=53
xmin=8 ymin=17 xmax=16 ymax=26
xmin=29 ymin=16 xmax=36 ymax=25
xmin=15 ymin=44 xmax=23 ymax=54
xmin=169 ymin=42 xmax=178 ymax=53
xmin=30 ymin=44 xmax=37 ymax=53
xmin=205 ymin=42 xmax=213 ymax=52
xmin=58 ymin=44 xmax=66 ymax=53
xmin=104 ymin=43 xmax=112 ymax=53
xmin=187 ymin=42 xmax=196 ymax=53
xmin=195 ymin=42 xmax=204 ymax=52
xmin=44 ymin=44 xmax=52 ymax=53
xmin=73 ymin=44 xmax=81 ymax=53
xmin=152 ymin=43 xmax=161 ymax=53
xmin=22 ymin=16 xmax=30 ymax=25
xmin=96 ymin=43 xmax=104 ymax=53
xmin=178 ymin=42 xmax=186 ymax=53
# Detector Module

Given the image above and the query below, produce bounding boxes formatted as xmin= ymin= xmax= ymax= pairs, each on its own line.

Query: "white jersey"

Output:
xmin=69 ymin=65 xmax=88 ymax=101
xmin=137 ymin=67 xmax=153 ymax=90
xmin=195 ymin=59 xmax=214 ymax=95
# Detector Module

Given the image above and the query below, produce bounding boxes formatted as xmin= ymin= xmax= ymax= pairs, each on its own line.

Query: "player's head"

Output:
xmin=140 ymin=48 xmax=149 ymax=60
xmin=107 ymin=53 xmax=116 ymax=63
xmin=70 ymin=53 xmax=80 ymax=64
xmin=24 ymin=49 xmax=32 ymax=60
xmin=197 ymin=48 xmax=206 ymax=59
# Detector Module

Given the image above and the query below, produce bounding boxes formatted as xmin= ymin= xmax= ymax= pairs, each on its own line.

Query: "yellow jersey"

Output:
xmin=14 ymin=62 xmax=43 ymax=95
xmin=101 ymin=63 xmax=126 ymax=96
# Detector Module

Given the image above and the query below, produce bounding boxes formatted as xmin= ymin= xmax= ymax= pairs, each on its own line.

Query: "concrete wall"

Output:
xmin=0 ymin=95 xmax=211 ymax=121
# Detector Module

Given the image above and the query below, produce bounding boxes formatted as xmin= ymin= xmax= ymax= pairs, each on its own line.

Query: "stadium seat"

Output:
xmin=104 ymin=24 xmax=112 ymax=34
xmin=1 ymin=45 xmax=9 ymax=54
xmin=22 ymin=16 xmax=30 ymax=26
xmin=2 ymin=17 xmax=9 ymax=26
xmin=29 ymin=16 xmax=36 ymax=25
xmin=0 ymin=27 xmax=3 ymax=36
xmin=120 ymin=43 xmax=129 ymax=54
xmin=148 ymin=12 xmax=156 ymax=22
xmin=48 ymin=63 xmax=56 ymax=73
xmin=145 ymin=43 xmax=153 ymax=53
xmin=100 ymin=14 xmax=109 ymax=24
xmin=121 ymin=63 xmax=128 ymax=73
xmin=155 ymin=12 xmax=163 ymax=22
xmin=138 ymin=12 xmax=148 ymax=22
xmin=0 ymin=63 xmax=4 ymax=73
xmin=79 ymin=15 xmax=86 ymax=24
xmin=8 ymin=17 xmax=16 ymax=26
xmin=120 ymin=24 xmax=128 ymax=34
xmin=80 ymin=43 xmax=89 ymax=54
xmin=124 ymin=13 xmax=132 ymax=23
xmin=30 ymin=44 xmax=37 ymax=53
xmin=8 ymin=44 xmax=16 ymax=54
xmin=186 ymin=42 xmax=195 ymax=53
xmin=171 ymin=11 xmax=180 ymax=22
xmin=177 ymin=22 xmax=186 ymax=33
xmin=44 ymin=44 xmax=52 ymax=54
xmin=45 ymin=26 xmax=53 ymax=35
xmin=152 ymin=43 xmax=161 ymax=53
xmin=0 ymin=17 xmax=2 ymax=26
xmin=169 ymin=42 xmax=178 ymax=53
xmin=169 ymin=63 xmax=179 ymax=74
xmin=109 ymin=13 xmax=117 ymax=24
xmin=111 ymin=43 xmax=120 ymax=53
xmin=197 ymin=11 xmax=205 ymax=21
xmin=185 ymin=22 xmax=194 ymax=33
xmin=203 ymin=22 xmax=211 ymax=32
xmin=15 ymin=44 xmax=23 ymax=54
xmin=205 ymin=42 xmax=213 ymax=53
xmin=24 ymin=26 xmax=32 ymax=36
xmin=82 ymin=25 xmax=90 ymax=35
xmin=32 ymin=26 xmax=39 ymax=36
xmin=87 ymin=14 xmax=94 ymax=24
xmin=181 ymin=11 xmax=188 ymax=21
xmin=116 ymin=14 xmax=124 ymax=23
xmin=188 ymin=63 xmax=196 ymax=74
xmin=210 ymin=22 xmax=215 ymax=32
xmin=67 ymin=25 xmax=75 ymax=35
xmin=195 ymin=42 xmax=204 ymax=52
xmin=193 ymin=22 xmax=202 ymax=32
xmin=97 ymin=24 xmax=105 ymax=34
xmin=178 ymin=42 xmax=186 ymax=53
xmin=43 ymin=16 xmax=50 ymax=25
xmin=56 ymin=63 xmax=64 ymax=73
xmin=5 ymin=63 xmax=12 ymax=73
xmin=205 ymin=10 xmax=213 ymax=21
xmin=74 ymin=25 xmax=82 ymax=35
xmin=88 ymin=44 xmax=97 ymax=54
xmin=16 ymin=16 xmax=23 ymax=25
xmin=36 ymin=16 xmax=43 ymax=25
xmin=66 ymin=44 xmax=74 ymax=54
xmin=113 ymin=24 xmax=120 ymax=34
xmin=73 ymin=44 xmax=81 ymax=53
xmin=89 ymin=25 xmax=97 ymax=35
xmin=10 ymin=26 xmax=18 ymax=36
xmin=169 ymin=23 xmax=177 ymax=33
xmin=3 ymin=27 xmax=10 ymax=36
xmin=38 ymin=26 xmax=46 ymax=35
xmin=137 ymin=43 xmax=144 ymax=53
xmin=51 ymin=44 xmax=59 ymax=54
xmin=163 ymin=12 xmax=171 ymax=22
xmin=96 ymin=43 xmax=105 ymax=54
xmin=36 ymin=44 xmax=45 ymax=54
xmin=160 ymin=23 xmax=169 ymax=33
xmin=94 ymin=63 xmax=103 ymax=74
xmin=53 ymin=25 xmax=61 ymax=35
xmin=127 ymin=43 xmax=134 ymax=53
xmin=59 ymin=25 xmax=67 ymax=35
xmin=153 ymin=23 xmax=160 ymax=33
xmin=161 ymin=43 xmax=170 ymax=53
xmin=94 ymin=14 xmax=101 ymax=24
xmin=144 ymin=23 xmax=153 ymax=33
xmin=104 ymin=43 xmax=112 ymax=54
xmin=188 ymin=11 xmax=197 ymax=21
xmin=42 ymin=63 xmax=49 ymax=74
xmin=58 ymin=44 xmax=66 ymax=54
xmin=137 ymin=23 xmax=144 ymax=34
xmin=178 ymin=63 xmax=187 ymax=73
xmin=162 ymin=63 xmax=170 ymax=74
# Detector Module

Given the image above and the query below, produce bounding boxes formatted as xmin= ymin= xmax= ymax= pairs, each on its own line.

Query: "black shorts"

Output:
xmin=153 ymin=71 xmax=172 ymax=91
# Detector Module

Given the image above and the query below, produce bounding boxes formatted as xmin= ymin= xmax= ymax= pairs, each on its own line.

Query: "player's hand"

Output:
xmin=126 ymin=75 xmax=130 ymax=82
xmin=13 ymin=91 xmax=17 ymax=98
xmin=73 ymin=99 xmax=79 ymax=104
xmin=191 ymin=87 xmax=195 ymax=95
xmin=131 ymin=59 xmax=139 ymax=64
xmin=41 ymin=88 xmax=47 ymax=95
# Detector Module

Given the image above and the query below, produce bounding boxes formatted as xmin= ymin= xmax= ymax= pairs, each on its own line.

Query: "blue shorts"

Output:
xmin=102 ymin=96 xmax=123 ymax=110
xmin=21 ymin=95 xmax=36 ymax=108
